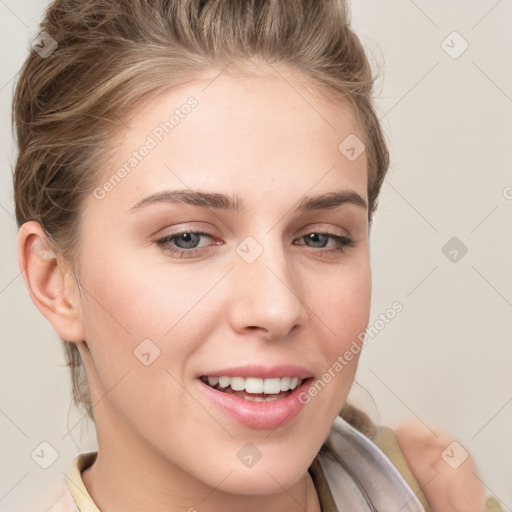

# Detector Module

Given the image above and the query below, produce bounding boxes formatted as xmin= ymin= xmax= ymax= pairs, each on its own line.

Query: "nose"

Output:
xmin=228 ymin=240 xmax=309 ymax=341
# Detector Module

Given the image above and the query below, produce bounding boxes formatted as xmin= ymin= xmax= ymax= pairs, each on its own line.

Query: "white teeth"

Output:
xmin=230 ymin=377 xmax=245 ymax=391
xmin=204 ymin=375 xmax=304 ymax=394
xmin=245 ymin=377 xmax=264 ymax=393
xmin=218 ymin=376 xmax=231 ymax=388
xmin=263 ymin=378 xmax=281 ymax=394
xmin=207 ymin=376 xmax=219 ymax=387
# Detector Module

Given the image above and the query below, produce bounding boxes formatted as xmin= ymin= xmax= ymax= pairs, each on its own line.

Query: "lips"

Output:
xmin=195 ymin=365 xmax=316 ymax=429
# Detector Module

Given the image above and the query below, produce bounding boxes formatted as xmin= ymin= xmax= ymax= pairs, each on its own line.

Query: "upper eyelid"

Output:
xmin=161 ymin=221 xmax=352 ymax=236
xmin=160 ymin=227 xmax=350 ymax=239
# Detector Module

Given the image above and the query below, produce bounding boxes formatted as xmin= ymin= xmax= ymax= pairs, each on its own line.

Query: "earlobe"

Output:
xmin=18 ymin=221 xmax=86 ymax=343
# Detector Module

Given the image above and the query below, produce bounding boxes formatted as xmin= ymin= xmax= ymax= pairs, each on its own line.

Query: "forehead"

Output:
xmin=90 ymin=64 xmax=367 ymax=215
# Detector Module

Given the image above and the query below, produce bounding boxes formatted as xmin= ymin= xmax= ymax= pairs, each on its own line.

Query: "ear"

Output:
xmin=18 ymin=221 xmax=85 ymax=342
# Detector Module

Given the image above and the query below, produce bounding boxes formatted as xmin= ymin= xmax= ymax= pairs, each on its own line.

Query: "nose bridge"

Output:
xmin=228 ymin=233 xmax=308 ymax=338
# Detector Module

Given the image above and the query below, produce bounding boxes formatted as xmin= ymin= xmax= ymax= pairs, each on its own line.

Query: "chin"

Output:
xmin=210 ymin=469 xmax=305 ymax=496
xmin=193 ymin=454 xmax=310 ymax=497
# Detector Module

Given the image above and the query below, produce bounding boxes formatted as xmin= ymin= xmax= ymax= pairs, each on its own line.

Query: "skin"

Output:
xmin=19 ymin=63 xmax=372 ymax=511
xmin=395 ymin=419 xmax=486 ymax=512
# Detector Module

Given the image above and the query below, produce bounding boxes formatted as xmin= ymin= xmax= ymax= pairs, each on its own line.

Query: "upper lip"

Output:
xmin=198 ymin=365 xmax=314 ymax=380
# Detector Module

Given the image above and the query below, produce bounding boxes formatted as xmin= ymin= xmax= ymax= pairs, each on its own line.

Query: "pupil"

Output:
xmin=176 ymin=232 xmax=198 ymax=249
xmin=308 ymin=233 xmax=327 ymax=247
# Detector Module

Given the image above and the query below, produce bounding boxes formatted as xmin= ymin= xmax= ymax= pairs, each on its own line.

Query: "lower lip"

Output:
xmin=198 ymin=378 xmax=314 ymax=430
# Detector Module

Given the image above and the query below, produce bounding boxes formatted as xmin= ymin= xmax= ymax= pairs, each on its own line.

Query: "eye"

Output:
xmin=295 ymin=232 xmax=355 ymax=255
xmin=155 ymin=229 xmax=355 ymax=258
xmin=156 ymin=229 xmax=216 ymax=258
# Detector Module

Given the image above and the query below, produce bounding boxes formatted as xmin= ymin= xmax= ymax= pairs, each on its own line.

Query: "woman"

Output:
xmin=13 ymin=0 xmax=502 ymax=510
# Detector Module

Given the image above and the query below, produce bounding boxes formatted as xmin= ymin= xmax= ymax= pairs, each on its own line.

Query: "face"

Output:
xmin=75 ymin=63 xmax=371 ymax=495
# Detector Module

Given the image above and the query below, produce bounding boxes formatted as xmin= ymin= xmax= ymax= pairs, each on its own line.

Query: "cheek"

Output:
xmin=293 ymin=260 xmax=371 ymax=452
xmin=80 ymin=249 xmax=211 ymax=343
xmin=307 ymin=257 xmax=371 ymax=400
xmin=77 ymin=250 xmax=227 ymax=403
xmin=315 ymin=256 xmax=372 ymax=347
xmin=77 ymin=257 xmax=209 ymax=430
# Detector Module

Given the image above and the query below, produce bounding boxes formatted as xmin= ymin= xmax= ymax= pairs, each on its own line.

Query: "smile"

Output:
xmin=200 ymin=375 xmax=303 ymax=399
xmin=197 ymin=374 xmax=315 ymax=429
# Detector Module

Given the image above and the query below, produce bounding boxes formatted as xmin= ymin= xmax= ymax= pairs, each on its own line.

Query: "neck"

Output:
xmin=82 ymin=452 xmax=321 ymax=512
xmin=80 ymin=405 xmax=321 ymax=512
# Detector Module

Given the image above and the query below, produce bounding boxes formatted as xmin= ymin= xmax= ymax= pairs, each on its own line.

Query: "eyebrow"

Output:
xmin=128 ymin=189 xmax=368 ymax=214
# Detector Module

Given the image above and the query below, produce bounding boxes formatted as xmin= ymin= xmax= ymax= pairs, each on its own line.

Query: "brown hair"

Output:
xmin=12 ymin=0 xmax=389 ymax=429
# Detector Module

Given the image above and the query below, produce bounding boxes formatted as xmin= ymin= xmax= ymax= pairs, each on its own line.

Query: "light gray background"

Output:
xmin=1 ymin=1 xmax=511 ymax=510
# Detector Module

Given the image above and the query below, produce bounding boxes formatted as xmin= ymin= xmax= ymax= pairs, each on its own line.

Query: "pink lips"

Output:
xmin=196 ymin=364 xmax=315 ymax=430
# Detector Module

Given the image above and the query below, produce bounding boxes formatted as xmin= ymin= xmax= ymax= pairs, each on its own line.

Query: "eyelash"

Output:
xmin=155 ymin=229 xmax=355 ymax=258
